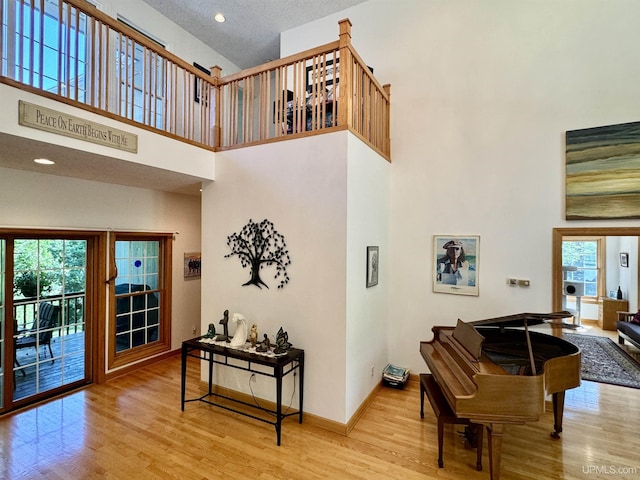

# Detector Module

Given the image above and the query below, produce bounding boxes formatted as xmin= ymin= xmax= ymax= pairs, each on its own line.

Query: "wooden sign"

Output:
xmin=18 ymin=100 xmax=138 ymax=153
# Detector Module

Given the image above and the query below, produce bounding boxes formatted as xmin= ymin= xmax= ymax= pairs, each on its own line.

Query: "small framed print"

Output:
xmin=433 ymin=235 xmax=479 ymax=296
xmin=366 ymin=246 xmax=379 ymax=288
xmin=620 ymin=252 xmax=629 ymax=268
xmin=306 ymin=57 xmax=339 ymax=92
xmin=184 ymin=252 xmax=201 ymax=278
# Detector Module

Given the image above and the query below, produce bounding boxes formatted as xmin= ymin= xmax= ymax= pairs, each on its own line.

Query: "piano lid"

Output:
xmin=469 ymin=311 xmax=574 ymax=328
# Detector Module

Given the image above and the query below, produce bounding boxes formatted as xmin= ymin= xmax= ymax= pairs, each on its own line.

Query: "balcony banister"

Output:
xmin=63 ymin=0 xmax=212 ymax=83
xmin=1 ymin=2 xmax=389 ymax=159
xmin=218 ymin=41 xmax=341 ymax=85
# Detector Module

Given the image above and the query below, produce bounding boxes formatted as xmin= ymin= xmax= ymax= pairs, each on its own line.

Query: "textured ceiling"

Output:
xmin=139 ymin=0 xmax=367 ymax=69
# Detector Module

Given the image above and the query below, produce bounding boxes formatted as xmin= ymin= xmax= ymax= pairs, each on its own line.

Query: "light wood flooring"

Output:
xmin=1 ymin=337 xmax=640 ymax=480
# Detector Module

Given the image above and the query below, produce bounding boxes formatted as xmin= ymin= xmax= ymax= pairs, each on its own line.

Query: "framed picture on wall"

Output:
xmin=366 ymin=246 xmax=379 ymax=287
xmin=433 ymin=235 xmax=479 ymax=296
xmin=193 ymin=62 xmax=210 ymax=104
xmin=184 ymin=252 xmax=201 ymax=278
xmin=306 ymin=57 xmax=340 ymax=92
xmin=620 ymin=252 xmax=629 ymax=268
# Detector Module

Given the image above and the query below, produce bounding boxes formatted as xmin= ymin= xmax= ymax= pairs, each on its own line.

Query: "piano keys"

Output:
xmin=420 ymin=312 xmax=581 ymax=480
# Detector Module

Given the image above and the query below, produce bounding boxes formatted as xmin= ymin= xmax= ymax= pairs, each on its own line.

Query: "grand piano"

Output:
xmin=420 ymin=312 xmax=581 ymax=480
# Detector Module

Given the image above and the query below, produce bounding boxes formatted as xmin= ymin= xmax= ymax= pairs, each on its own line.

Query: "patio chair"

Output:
xmin=15 ymin=302 xmax=61 ymax=370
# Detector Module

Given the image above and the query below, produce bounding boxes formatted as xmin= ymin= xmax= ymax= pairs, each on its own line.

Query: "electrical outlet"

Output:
xmin=518 ymin=279 xmax=531 ymax=287
xmin=508 ymin=278 xmax=518 ymax=286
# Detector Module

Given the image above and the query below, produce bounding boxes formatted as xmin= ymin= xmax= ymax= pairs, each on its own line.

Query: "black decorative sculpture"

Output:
xmin=256 ymin=334 xmax=271 ymax=353
xmin=205 ymin=323 xmax=216 ymax=338
xmin=274 ymin=327 xmax=292 ymax=354
xmin=225 ymin=219 xmax=292 ymax=289
xmin=216 ymin=309 xmax=230 ymax=342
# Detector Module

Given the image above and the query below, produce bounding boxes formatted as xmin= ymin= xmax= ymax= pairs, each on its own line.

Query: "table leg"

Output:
xmin=208 ymin=351 xmax=214 ymax=395
xmin=276 ymin=365 xmax=283 ymax=446
xmin=181 ymin=343 xmax=187 ymax=411
xmin=298 ymin=353 xmax=304 ymax=424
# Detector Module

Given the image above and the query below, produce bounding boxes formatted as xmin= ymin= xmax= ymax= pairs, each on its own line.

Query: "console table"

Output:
xmin=180 ymin=337 xmax=304 ymax=445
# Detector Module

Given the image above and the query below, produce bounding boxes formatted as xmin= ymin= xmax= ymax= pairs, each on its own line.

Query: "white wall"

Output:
xmin=610 ymin=236 xmax=639 ymax=311
xmin=202 ymin=132 xmax=388 ymax=423
xmin=0 ymin=167 xmax=202 ymax=361
xmin=282 ymin=0 xmax=640 ymax=374
xmin=345 ymin=136 xmax=390 ymax=418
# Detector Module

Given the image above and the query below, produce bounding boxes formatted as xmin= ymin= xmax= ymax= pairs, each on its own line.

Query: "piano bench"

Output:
xmin=420 ymin=373 xmax=483 ymax=471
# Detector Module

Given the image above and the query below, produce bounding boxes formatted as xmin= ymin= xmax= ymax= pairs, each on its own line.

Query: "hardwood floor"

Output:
xmin=1 ymin=348 xmax=639 ymax=480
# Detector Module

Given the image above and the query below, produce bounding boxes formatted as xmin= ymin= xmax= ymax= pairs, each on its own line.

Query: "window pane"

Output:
xmin=113 ymin=238 xmax=162 ymax=355
xmin=562 ymin=240 xmax=599 ymax=298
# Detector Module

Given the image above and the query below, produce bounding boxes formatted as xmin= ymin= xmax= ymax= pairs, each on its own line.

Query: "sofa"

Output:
xmin=616 ymin=312 xmax=640 ymax=350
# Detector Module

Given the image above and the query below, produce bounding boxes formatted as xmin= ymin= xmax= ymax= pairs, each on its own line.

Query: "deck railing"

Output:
xmin=14 ymin=292 xmax=85 ymax=335
xmin=1 ymin=1 xmax=390 ymax=159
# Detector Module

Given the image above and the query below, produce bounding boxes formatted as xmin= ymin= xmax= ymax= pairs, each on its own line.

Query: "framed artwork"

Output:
xmin=620 ymin=252 xmax=629 ymax=268
xmin=184 ymin=252 xmax=201 ymax=278
xmin=306 ymin=57 xmax=339 ymax=93
xmin=193 ymin=62 xmax=210 ymax=104
xmin=566 ymin=121 xmax=640 ymax=219
xmin=366 ymin=246 xmax=379 ymax=288
xmin=433 ymin=235 xmax=479 ymax=296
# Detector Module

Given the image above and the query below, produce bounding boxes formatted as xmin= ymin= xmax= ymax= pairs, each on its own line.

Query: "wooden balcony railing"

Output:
xmin=1 ymin=1 xmax=390 ymax=159
xmin=216 ymin=19 xmax=391 ymax=160
xmin=0 ymin=0 xmax=216 ymax=148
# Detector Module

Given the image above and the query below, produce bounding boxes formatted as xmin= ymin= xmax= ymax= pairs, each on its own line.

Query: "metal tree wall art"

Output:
xmin=225 ymin=219 xmax=292 ymax=289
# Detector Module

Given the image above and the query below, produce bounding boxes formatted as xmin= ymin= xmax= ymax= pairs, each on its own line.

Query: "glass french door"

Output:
xmin=1 ymin=233 xmax=94 ymax=412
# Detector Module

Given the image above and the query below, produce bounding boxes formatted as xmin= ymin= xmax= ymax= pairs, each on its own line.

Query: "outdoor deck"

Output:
xmin=13 ymin=331 xmax=86 ymax=401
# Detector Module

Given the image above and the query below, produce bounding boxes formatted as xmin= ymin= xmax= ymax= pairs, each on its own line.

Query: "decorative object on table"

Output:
xmin=382 ymin=363 xmax=410 ymax=389
xmin=566 ymin=121 xmax=640 ymax=220
xmin=273 ymin=327 xmax=292 ymax=354
xmin=229 ymin=313 xmax=248 ymax=347
xmin=183 ymin=252 xmax=201 ymax=278
xmin=205 ymin=323 xmax=216 ymax=338
xmin=617 ymin=286 xmax=623 ymax=300
xmin=216 ymin=309 xmax=230 ymax=342
xmin=225 ymin=219 xmax=292 ymax=289
xmin=249 ymin=324 xmax=258 ymax=347
xmin=433 ymin=235 xmax=479 ymax=296
xmin=256 ymin=334 xmax=271 ymax=352
xmin=366 ymin=246 xmax=379 ymax=287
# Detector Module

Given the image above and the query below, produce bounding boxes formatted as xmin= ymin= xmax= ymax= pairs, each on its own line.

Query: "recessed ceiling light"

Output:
xmin=34 ymin=158 xmax=55 ymax=165
xmin=214 ymin=13 xmax=225 ymax=23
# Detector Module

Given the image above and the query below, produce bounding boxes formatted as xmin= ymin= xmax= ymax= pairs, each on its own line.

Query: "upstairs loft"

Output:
xmin=0 ymin=0 xmax=391 ymax=172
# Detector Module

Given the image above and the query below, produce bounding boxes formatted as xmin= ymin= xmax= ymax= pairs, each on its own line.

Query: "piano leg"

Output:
xmin=551 ymin=391 xmax=565 ymax=439
xmin=486 ymin=423 xmax=504 ymax=480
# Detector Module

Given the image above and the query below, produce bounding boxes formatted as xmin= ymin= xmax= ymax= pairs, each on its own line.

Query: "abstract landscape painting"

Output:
xmin=566 ymin=121 xmax=640 ymax=219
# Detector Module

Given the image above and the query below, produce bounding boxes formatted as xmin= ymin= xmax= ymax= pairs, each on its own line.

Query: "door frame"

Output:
xmin=552 ymin=227 xmax=640 ymax=312
xmin=0 ymin=229 xmax=107 ymax=413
